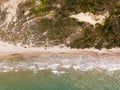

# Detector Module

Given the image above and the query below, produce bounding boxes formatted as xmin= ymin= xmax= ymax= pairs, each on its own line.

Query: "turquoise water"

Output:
xmin=0 ymin=70 xmax=120 ymax=90
xmin=0 ymin=53 xmax=120 ymax=90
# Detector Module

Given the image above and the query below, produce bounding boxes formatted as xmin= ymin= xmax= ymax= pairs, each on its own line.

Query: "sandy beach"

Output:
xmin=0 ymin=41 xmax=120 ymax=73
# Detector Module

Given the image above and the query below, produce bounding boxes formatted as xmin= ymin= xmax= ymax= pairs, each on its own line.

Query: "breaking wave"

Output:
xmin=0 ymin=52 xmax=120 ymax=75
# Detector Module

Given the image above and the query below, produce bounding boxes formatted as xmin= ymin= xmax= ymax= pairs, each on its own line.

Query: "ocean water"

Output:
xmin=0 ymin=70 xmax=120 ymax=90
xmin=0 ymin=52 xmax=120 ymax=90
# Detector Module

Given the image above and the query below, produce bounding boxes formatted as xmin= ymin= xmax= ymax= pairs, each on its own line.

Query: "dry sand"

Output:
xmin=0 ymin=41 xmax=120 ymax=62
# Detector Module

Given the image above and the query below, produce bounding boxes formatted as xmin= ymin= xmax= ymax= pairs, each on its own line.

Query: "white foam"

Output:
xmin=73 ymin=66 xmax=81 ymax=71
xmin=52 ymin=70 xmax=65 ymax=75
xmin=52 ymin=70 xmax=59 ymax=75
xmin=15 ymin=69 xmax=18 ymax=72
xmin=33 ymin=62 xmax=46 ymax=70
xmin=0 ymin=59 xmax=120 ymax=73
xmin=48 ymin=64 xmax=60 ymax=70
xmin=0 ymin=41 xmax=120 ymax=73
xmin=62 ymin=65 xmax=71 ymax=69
xmin=39 ymin=68 xmax=45 ymax=70
xmin=99 ymin=64 xmax=120 ymax=71
xmin=29 ymin=66 xmax=38 ymax=73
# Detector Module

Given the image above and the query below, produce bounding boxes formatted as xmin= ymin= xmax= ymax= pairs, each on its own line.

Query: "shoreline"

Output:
xmin=0 ymin=47 xmax=120 ymax=56
xmin=0 ymin=42 xmax=120 ymax=73
xmin=0 ymin=48 xmax=120 ymax=73
xmin=0 ymin=41 xmax=120 ymax=57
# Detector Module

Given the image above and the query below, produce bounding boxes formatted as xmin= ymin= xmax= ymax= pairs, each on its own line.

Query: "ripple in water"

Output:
xmin=0 ymin=52 xmax=120 ymax=90
xmin=0 ymin=70 xmax=120 ymax=90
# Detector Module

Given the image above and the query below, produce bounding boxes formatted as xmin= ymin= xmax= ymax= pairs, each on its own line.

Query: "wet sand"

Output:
xmin=0 ymin=49 xmax=120 ymax=63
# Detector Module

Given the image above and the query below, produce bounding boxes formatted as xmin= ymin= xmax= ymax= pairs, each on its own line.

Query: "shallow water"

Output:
xmin=0 ymin=52 xmax=120 ymax=90
xmin=0 ymin=70 xmax=120 ymax=90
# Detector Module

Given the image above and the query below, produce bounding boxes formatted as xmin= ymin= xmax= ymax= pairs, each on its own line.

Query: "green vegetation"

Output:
xmin=37 ymin=18 xmax=79 ymax=44
xmin=33 ymin=0 xmax=120 ymax=49
xmin=26 ymin=0 xmax=55 ymax=15
xmin=0 ymin=0 xmax=120 ymax=49
xmin=16 ymin=0 xmax=120 ymax=48
xmin=69 ymin=14 xmax=120 ymax=49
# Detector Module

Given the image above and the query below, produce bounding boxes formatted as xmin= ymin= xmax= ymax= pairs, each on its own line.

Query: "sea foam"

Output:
xmin=0 ymin=41 xmax=120 ymax=75
xmin=0 ymin=55 xmax=120 ymax=75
